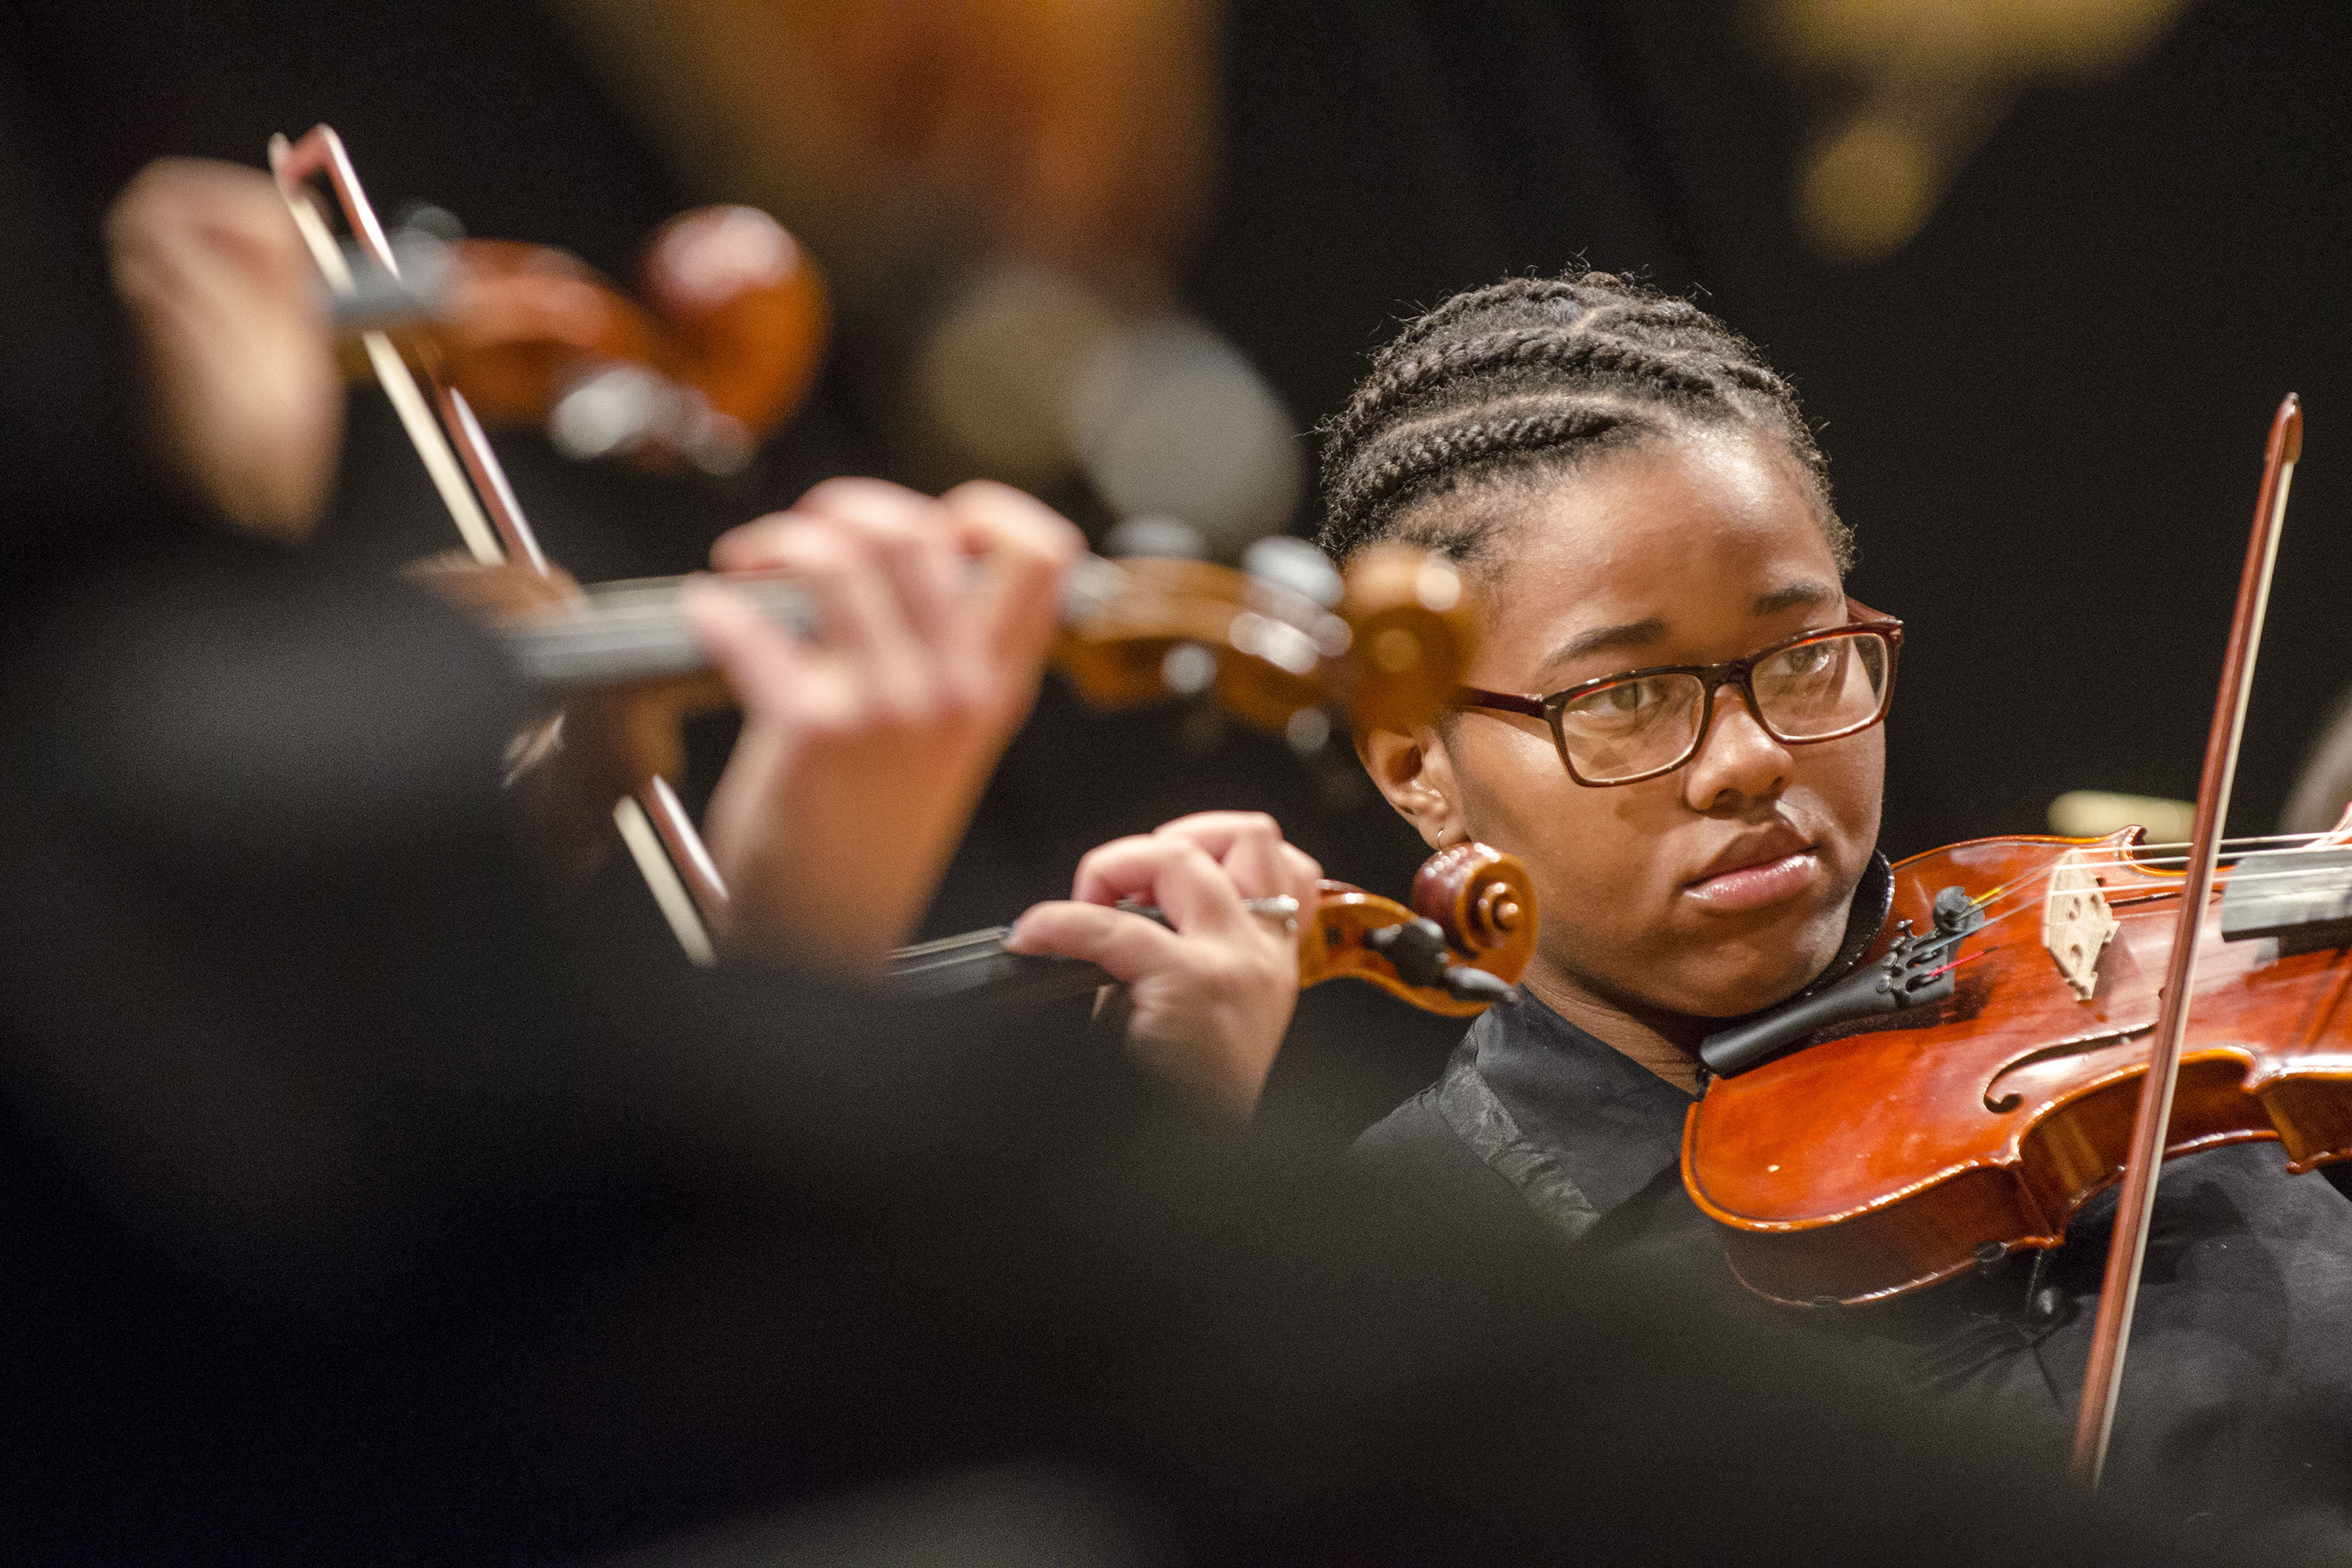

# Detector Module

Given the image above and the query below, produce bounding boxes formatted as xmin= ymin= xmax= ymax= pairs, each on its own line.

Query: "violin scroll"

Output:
xmin=1411 ymin=840 xmax=1537 ymax=977
xmin=1053 ymin=542 xmax=1476 ymax=742
xmin=282 ymin=117 xmax=828 ymax=477
xmin=1301 ymin=842 xmax=1536 ymax=1017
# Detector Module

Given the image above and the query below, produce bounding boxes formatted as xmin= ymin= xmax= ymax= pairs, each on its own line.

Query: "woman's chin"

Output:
xmin=1671 ymin=905 xmax=1858 ymax=1019
xmin=1557 ymin=920 xmax=1849 ymax=1029
xmin=1660 ymin=952 xmax=1831 ymax=1024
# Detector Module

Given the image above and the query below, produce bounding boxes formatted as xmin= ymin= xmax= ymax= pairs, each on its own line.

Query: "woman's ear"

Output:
xmin=1357 ymin=724 xmax=1467 ymax=851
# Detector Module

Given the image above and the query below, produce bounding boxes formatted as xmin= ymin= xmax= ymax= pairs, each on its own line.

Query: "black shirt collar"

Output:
xmin=1469 ymin=992 xmax=1691 ymax=1215
xmin=1466 ymin=851 xmax=1893 ymax=1218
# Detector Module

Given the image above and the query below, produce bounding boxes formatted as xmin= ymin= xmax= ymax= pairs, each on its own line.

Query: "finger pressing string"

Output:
xmin=800 ymin=481 xmax=963 ymax=653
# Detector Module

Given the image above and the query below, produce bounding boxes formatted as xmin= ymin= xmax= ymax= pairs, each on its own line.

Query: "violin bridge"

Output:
xmin=2042 ymin=849 xmax=2119 ymax=1002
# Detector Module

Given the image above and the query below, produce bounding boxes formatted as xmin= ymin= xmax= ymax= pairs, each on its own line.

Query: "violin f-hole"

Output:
xmin=1983 ymin=1027 xmax=2153 ymax=1114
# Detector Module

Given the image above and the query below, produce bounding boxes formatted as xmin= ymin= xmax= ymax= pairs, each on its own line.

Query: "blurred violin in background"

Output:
xmin=419 ymin=528 xmax=1481 ymax=918
xmin=331 ymin=197 xmax=827 ymax=477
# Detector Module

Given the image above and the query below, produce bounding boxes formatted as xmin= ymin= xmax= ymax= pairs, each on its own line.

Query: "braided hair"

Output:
xmin=1317 ymin=271 xmax=1849 ymax=573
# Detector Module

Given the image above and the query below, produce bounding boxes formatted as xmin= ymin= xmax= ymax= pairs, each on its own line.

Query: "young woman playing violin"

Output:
xmin=58 ymin=158 xmax=2282 ymax=1557
xmin=1282 ymin=270 xmax=2352 ymax=1540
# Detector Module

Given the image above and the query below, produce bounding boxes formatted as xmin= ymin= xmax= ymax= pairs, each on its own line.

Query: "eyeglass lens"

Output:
xmin=1553 ymin=630 xmax=1892 ymax=784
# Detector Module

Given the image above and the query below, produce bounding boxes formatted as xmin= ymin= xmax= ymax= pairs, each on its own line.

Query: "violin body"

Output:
xmin=1684 ymin=821 xmax=2352 ymax=1307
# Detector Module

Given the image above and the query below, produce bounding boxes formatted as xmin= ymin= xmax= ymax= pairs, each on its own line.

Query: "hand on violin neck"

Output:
xmin=106 ymin=158 xmax=341 ymax=542
xmin=688 ymin=477 xmax=1080 ymax=968
xmin=1006 ymin=812 xmax=1322 ymax=1116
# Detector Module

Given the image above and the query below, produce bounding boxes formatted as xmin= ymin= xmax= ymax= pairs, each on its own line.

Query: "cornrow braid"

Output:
xmin=1325 ymin=405 xmax=1638 ymax=542
xmin=1323 ymin=328 xmax=1717 ymax=456
xmin=1384 ymin=274 xmax=1594 ymax=354
xmin=1318 ymin=269 xmax=1848 ymax=572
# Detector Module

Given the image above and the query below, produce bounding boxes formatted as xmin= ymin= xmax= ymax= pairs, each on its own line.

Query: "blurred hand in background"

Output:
xmin=688 ymin=477 xmax=1083 ymax=967
xmin=106 ymin=158 xmax=340 ymax=541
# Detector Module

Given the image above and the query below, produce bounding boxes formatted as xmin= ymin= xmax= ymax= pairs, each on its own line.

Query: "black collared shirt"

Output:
xmin=1357 ymin=992 xmax=2352 ymax=1545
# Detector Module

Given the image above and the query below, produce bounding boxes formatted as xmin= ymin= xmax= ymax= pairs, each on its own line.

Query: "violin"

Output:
xmin=891 ymin=840 xmax=1536 ymax=1018
xmin=1679 ymin=395 xmax=2308 ymax=1483
xmin=1684 ymin=805 xmax=2352 ymax=1308
xmin=322 ymin=169 xmax=826 ymax=475
xmin=420 ymin=534 xmax=1478 ymax=898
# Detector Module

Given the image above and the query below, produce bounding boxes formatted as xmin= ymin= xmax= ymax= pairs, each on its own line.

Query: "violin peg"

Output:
xmin=1410 ymin=842 xmax=1537 ymax=980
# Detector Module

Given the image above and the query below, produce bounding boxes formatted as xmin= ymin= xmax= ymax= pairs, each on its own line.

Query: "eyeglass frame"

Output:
xmin=1453 ymin=597 xmax=1904 ymax=788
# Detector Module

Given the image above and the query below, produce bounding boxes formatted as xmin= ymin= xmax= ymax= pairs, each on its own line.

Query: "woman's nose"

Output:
xmin=1681 ymin=688 xmax=1791 ymax=810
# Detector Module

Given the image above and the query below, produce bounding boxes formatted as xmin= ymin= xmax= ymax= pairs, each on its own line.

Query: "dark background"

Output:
xmin=2 ymin=0 xmax=2345 ymax=1144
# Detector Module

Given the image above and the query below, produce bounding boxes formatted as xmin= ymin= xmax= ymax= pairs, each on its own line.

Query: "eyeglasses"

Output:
xmin=1454 ymin=603 xmax=1903 ymax=787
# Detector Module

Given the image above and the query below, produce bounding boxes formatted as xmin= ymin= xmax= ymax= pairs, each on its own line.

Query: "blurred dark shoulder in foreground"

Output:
xmin=0 ymin=516 xmax=2228 ymax=1566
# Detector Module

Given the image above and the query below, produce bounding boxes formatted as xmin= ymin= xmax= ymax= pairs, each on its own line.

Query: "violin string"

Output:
xmin=2126 ymin=829 xmax=2328 ymax=851
xmin=1965 ymin=862 xmax=2307 ymax=942
xmin=1982 ymin=829 xmax=2337 ymax=870
xmin=1957 ymin=832 xmax=2345 ymax=906
xmin=1965 ymin=858 xmax=2330 ymax=931
xmin=2041 ymin=851 xmax=2341 ymax=873
xmin=1918 ymin=946 xmax=1991 ymax=983
xmin=2140 ymin=859 xmax=2352 ymax=889
xmin=1908 ymin=835 xmax=2339 ymax=931
xmin=2017 ymin=848 xmax=2352 ymax=893
xmin=1941 ymin=841 xmax=2352 ymax=949
xmin=1870 ymin=845 xmax=2197 ymax=949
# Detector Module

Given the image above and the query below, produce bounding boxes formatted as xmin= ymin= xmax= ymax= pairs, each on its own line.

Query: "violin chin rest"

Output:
xmin=1699 ymin=949 xmax=1953 ymax=1079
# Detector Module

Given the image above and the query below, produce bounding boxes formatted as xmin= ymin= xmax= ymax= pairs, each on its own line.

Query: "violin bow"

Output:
xmin=2071 ymin=393 xmax=2303 ymax=1486
xmin=267 ymin=125 xmax=726 ymax=966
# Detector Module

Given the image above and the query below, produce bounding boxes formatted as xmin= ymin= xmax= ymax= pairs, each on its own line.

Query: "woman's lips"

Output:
xmin=1681 ymin=851 xmax=1820 ymax=912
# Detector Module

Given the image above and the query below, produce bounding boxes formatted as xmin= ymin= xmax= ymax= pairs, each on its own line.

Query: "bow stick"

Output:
xmin=2071 ymin=393 xmax=2303 ymax=1486
xmin=267 ymin=125 xmax=724 ymax=965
